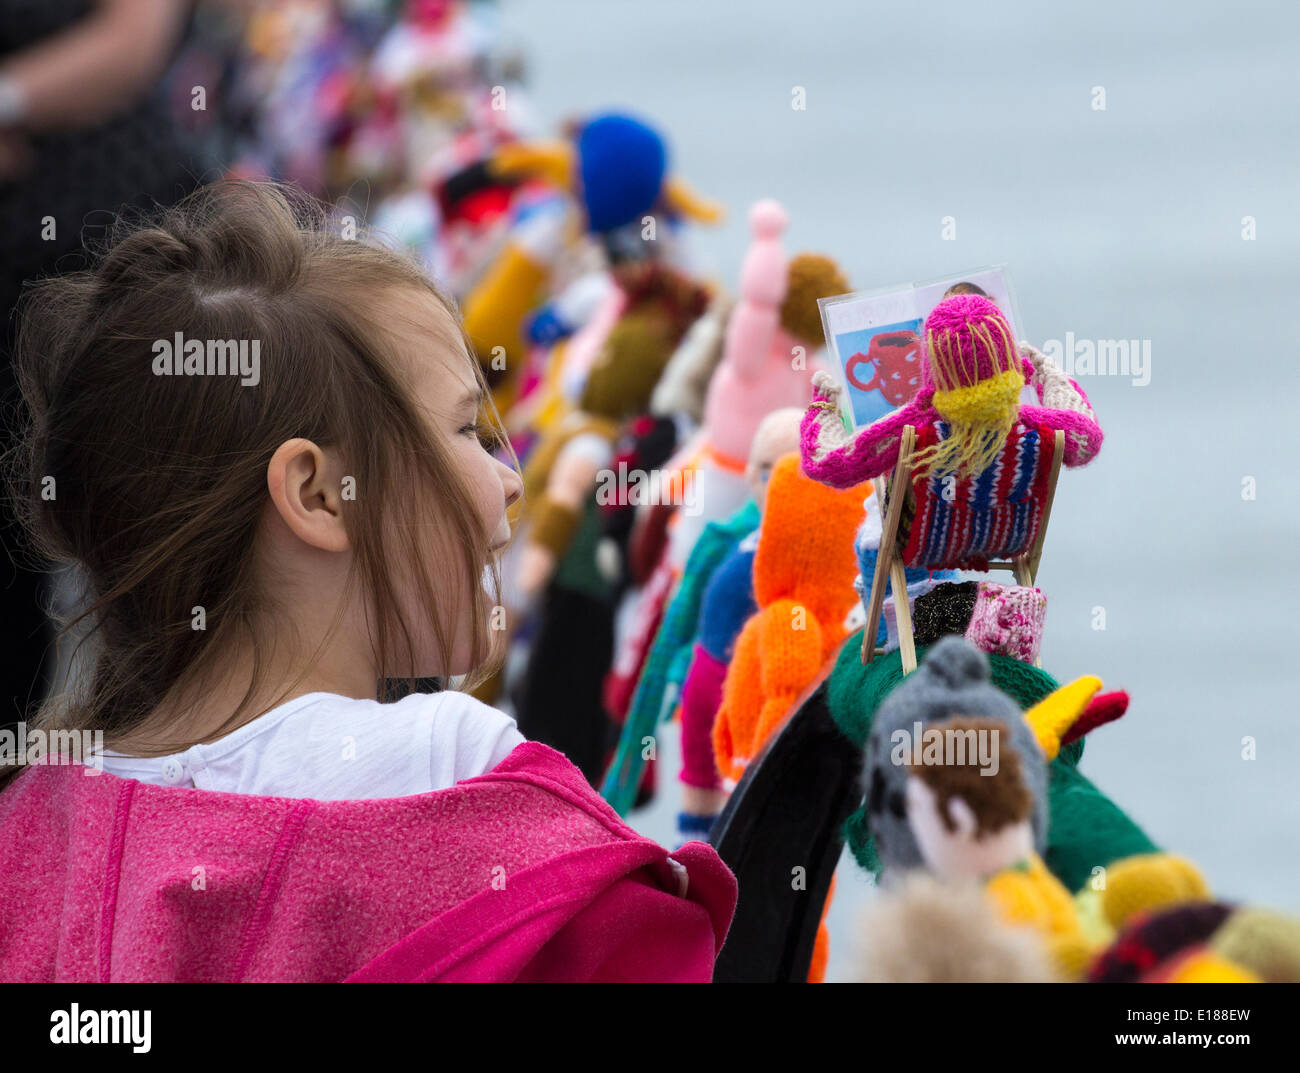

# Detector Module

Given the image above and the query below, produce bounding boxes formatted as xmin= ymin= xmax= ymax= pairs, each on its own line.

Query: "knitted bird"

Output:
xmin=801 ymin=293 xmax=1104 ymax=489
xmin=864 ymin=637 xmax=1051 ymax=874
xmin=865 ymin=638 xmax=1104 ymax=976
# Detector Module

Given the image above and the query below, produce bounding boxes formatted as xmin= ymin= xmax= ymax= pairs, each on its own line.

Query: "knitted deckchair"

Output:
xmin=862 ymin=423 xmax=1066 ymax=672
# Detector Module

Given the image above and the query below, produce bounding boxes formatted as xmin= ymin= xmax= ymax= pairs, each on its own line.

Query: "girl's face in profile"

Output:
xmin=380 ymin=289 xmax=521 ymax=678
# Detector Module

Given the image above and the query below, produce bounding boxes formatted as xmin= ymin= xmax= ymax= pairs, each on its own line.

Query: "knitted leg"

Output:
xmin=515 ymin=585 xmax=614 ymax=786
xmin=679 ymin=644 xmax=726 ymax=791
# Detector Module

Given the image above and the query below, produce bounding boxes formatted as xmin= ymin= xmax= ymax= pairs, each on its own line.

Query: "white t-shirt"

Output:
xmin=93 ymin=690 xmax=527 ymax=800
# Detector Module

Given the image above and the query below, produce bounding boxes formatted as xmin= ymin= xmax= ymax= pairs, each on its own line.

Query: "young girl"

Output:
xmin=0 ymin=180 xmax=735 ymax=982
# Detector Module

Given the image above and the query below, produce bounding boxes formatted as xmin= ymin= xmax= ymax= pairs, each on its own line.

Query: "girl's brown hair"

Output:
xmin=1 ymin=180 xmax=509 ymax=785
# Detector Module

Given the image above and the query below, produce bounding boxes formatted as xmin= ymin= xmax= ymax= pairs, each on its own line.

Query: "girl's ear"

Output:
xmin=266 ymin=438 xmax=351 ymax=553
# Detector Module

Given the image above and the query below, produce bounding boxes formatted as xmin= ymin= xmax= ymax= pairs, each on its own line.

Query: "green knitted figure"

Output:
xmin=827 ymin=632 xmax=1158 ymax=892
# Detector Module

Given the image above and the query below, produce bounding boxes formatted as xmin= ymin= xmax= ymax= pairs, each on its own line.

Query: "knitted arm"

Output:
xmin=713 ymin=624 xmax=761 ymax=782
xmin=800 ymin=370 xmax=927 ymax=488
xmin=518 ymin=439 xmax=604 ymax=600
xmin=1018 ymin=343 xmax=1104 ymax=467
xmin=754 ymin=600 xmax=826 ymax=745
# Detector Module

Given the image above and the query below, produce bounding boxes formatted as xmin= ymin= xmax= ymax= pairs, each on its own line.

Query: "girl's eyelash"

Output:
xmin=463 ymin=421 xmax=501 ymax=449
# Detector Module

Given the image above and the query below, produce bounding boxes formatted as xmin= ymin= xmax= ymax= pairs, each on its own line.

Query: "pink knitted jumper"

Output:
xmin=0 ymin=743 xmax=736 ymax=982
xmin=800 ymin=337 xmax=1104 ymax=489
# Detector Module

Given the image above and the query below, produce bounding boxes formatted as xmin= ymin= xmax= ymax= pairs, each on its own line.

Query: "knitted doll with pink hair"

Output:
xmin=801 ymin=293 xmax=1103 ymax=488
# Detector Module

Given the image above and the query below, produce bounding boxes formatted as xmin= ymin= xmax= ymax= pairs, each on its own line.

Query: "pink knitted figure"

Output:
xmin=801 ymin=294 xmax=1105 ymax=489
xmin=669 ymin=200 xmax=846 ymax=569
xmin=965 ymin=582 xmax=1048 ymax=664
xmin=700 ymin=200 xmax=810 ymax=466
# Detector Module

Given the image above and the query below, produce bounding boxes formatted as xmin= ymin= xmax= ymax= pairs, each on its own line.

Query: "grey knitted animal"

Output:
xmin=862 ymin=636 xmax=1048 ymax=874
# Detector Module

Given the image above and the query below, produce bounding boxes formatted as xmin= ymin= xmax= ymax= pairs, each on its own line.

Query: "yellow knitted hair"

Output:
xmin=912 ymin=316 xmax=1024 ymax=480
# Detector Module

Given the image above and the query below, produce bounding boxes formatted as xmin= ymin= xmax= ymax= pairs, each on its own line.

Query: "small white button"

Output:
xmin=161 ymin=757 xmax=186 ymax=785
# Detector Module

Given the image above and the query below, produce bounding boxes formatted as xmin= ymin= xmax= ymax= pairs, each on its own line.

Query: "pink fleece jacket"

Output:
xmin=0 ymin=742 xmax=736 ymax=982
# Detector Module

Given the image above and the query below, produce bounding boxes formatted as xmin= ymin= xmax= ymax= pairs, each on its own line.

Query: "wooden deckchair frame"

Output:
xmin=859 ymin=426 xmax=1066 ymax=674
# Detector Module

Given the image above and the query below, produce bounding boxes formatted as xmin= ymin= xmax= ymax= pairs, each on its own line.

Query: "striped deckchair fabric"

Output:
xmin=893 ymin=422 xmax=1055 ymax=572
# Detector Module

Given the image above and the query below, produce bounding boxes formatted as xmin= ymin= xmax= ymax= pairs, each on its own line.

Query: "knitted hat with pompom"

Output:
xmin=913 ymin=293 xmax=1026 ymax=479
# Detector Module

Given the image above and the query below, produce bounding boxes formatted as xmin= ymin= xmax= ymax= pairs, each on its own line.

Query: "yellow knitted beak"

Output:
xmin=661 ymin=176 xmax=725 ymax=224
xmin=1023 ymin=676 xmax=1102 ymax=761
xmin=489 ymin=140 xmax=576 ymax=191
xmin=1166 ymin=952 xmax=1260 ymax=983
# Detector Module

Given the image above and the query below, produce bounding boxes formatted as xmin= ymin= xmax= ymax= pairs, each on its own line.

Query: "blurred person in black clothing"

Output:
xmin=0 ymin=0 xmax=203 ymax=726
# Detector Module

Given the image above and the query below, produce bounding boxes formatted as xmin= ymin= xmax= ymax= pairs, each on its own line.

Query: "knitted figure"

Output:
xmin=864 ymin=638 xmax=1147 ymax=977
xmin=668 ymin=409 xmax=805 ymax=828
xmin=965 ymin=582 xmax=1048 ymax=663
xmin=607 ymin=292 xmax=736 ymax=592
xmin=599 ymin=499 xmax=760 ymax=815
xmin=852 ymin=647 xmax=1216 ymax=972
xmin=852 ymin=491 xmax=958 ymax=652
xmin=512 ymin=264 xmax=708 ymax=784
xmin=650 ymin=290 xmax=733 ymax=427
xmin=667 ymin=200 xmax=849 ymax=571
xmin=828 ymin=638 xmax=1151 ymax=894
xmin=713 ymin=454 xmax=870 ymax=782
xmin=600 ymin=409 xmax=804 ymax=820
xmin=863 ymin=638 xmax=1050 ymax=874
xmin=515 ymin=262 xmax=709 ymax=604
xmin=1086 ymin=899 xmax=1300 ymax=983
xmin=673 ymin=534 xmax=758 ymax=831
xmin=462 ymin=112 xmax=722 ymax=414
xmin=801 ymin=293 xmax=1103 ymax=490
xmin=598 ymin=209 xmax=848 ymax=793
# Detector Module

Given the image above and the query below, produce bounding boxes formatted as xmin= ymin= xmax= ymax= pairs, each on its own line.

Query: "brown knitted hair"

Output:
xmin=941 ymin=281 xmax=989 ymax=299
xmin=780 ymin=253 xmax=848 ymax=344
xmin=580 ymin=314 xmax=677 ymax=420
xmin=612 ymin=260 xmax=709 ymax=339
xmin=907 ymin=716 xmax=1032 ymax=837
xmin=580 ymin=264 xmax=709 ymax=420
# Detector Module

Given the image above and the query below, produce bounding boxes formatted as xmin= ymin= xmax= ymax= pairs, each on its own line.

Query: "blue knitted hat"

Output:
xmin=576 ymin=113 xmax=668 ymax=234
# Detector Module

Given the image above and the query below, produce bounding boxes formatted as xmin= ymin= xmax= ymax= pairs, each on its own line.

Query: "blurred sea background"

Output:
xmin=499 ymin=0 xmax=1300 ymax=980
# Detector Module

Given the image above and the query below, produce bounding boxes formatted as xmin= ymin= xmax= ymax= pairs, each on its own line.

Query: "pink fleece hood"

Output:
xmin=0 ymin=742 xmax=736 ymax=982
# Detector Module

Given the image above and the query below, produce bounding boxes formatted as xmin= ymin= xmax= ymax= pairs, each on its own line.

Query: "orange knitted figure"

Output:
xmin=713 ymin=453 xmax=870 ymax=781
